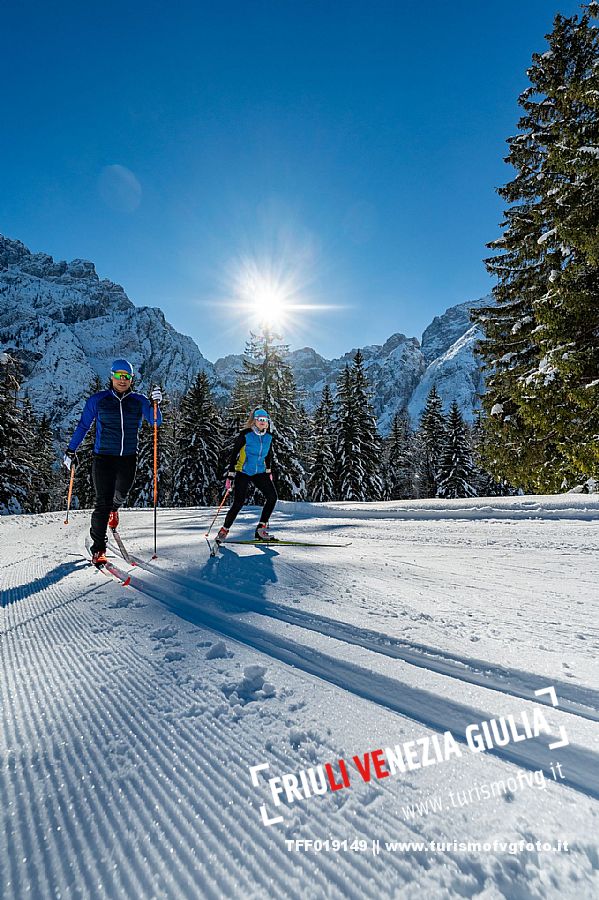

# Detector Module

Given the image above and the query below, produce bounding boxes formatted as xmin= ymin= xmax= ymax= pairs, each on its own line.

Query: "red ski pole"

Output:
xmin=64 ymin=465 xmax=75 ymax=525
xmin=152 ymin=397 xmax=159 ymax=558
xmin=205 ymin=488 xmax=231 ymax=540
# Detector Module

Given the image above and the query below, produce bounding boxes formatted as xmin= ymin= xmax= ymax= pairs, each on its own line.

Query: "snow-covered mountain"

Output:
xmin=214 ymin=334 xmax=426 ymax=430
xmin=407 ymin=323 xmax=486 ymax=424
xmin=0 ymin=234 xmax=492 ymax=433
xmin=420 ymin=296 xmax=489 ymax=364
xmin=213 ymin=313 xmax=491 ymax=431
xmin=0 ymin=236 xmax=214 ymax=435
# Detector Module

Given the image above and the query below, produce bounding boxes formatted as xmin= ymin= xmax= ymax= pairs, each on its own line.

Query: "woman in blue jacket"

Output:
xmin=64 ymin=359 xmax=162 ymax=565
xmin=216 ymin=407 xmax=277 ymax=544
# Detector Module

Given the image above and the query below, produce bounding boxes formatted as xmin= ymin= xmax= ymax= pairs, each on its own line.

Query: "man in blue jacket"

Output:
xmin=64 ymin=359 xmax=162 ymax=565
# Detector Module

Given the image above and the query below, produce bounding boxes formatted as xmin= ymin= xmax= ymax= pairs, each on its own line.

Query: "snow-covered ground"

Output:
xmin=2 ymin=496 xmax=599 ymax=899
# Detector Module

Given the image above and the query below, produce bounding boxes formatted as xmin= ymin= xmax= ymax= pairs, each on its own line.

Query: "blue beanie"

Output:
xmin=111 ymin=358 xmax=134 ymax=376
xmin=253 ymin=407 xmax=270 ymax=419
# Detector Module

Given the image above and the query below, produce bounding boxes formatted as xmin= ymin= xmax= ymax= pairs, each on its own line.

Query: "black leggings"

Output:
xmin=90 ymin=454 xmax=137 ymax=550
xmin=223 ymin=472 xmax=278 ymax=530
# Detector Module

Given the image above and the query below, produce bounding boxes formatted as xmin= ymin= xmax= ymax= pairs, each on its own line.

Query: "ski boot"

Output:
xmin=108 ymin=510 xmax=119 ymax=530
xmin=215 ymin=526 xmax=229 ymax=545
xmin=255 ymin=523 xmax=277 ymax=542
xmin=209 ymin=526 xmax=229 ymax=557
xmin=91 ymin=549 xmax=108 ymax=567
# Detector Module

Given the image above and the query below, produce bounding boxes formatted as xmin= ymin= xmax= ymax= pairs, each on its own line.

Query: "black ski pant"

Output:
xmin=90 ymin=453 xmax=137 ymax=551
xmin=223 ymin=472 xmax=277 ymax=530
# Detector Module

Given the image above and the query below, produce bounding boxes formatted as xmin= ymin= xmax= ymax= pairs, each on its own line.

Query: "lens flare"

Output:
xmin=201 ymin=236 xmax=348 ymax=351
xmin=237 ymin=266 xmax=292 ymax=327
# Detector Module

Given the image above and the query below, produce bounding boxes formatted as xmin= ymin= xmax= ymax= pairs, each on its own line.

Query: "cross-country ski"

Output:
xmin=220 ymin=538 xmax=353 ymax=547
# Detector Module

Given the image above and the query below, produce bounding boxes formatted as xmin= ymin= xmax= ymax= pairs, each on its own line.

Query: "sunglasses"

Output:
xmin=255 ymin=417 xmax=269 ymax=423
xmin=112 ymin=371 xmax=132 ymax=381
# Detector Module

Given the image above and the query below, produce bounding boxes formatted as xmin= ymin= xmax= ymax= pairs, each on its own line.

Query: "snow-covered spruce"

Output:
xmin=474 ymin=4 xmax=599 ymax=491
xmin=171 ymin=371 xmax=223 ymax=507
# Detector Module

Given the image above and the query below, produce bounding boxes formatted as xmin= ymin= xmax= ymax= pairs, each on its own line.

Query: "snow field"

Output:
xmin=1 ymin=497 xmax=599 ymax=898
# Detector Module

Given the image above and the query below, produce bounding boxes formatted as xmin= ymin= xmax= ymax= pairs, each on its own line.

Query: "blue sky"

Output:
xmin=0 ymin=0 xmax=583 ymax=360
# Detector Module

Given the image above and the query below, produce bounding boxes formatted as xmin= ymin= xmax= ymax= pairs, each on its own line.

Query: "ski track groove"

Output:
xmin=99 ymin=626 xmax=407 ymax=898
xmin=131 ymin=672 xmax=389 ymax=899
xmin=4 ymin=596 xmax=223 ymax=898
xmin=126 ymin=550 xmax=599 ymax=724
xmin=108 ymin=556 xmax=599 ymax=803
xmin=140 ymin=521 xmax=599 ymax=652
xmin=2 ymin=558 xmax=410 ymax=900
xmin=277 ymin=538 xmax=599 ymax=650
xmin=1 ymin=582 xmax=106 ymax=636
xmin=6 ymin=576 xmax=114 ymax=895
xmin=4 ymin=616 xmax=158 ymax=899
xmin=4 ymin=568 xmax=246 ymax=897
xmin=3 ymin=631 xmax=99 ymax=899
xmin=43 ymin=608 xmax=242 ymax=899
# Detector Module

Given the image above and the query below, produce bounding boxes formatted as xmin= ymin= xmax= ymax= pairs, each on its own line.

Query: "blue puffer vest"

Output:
xmin=235 ymin=429 xmax=272 ymax=475
xmin=68 ymin=389 xmax=162 ymax=455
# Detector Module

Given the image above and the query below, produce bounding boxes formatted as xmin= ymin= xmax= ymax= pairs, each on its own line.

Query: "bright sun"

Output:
xmin=226 ymin=251 xmax=341 ymax=340
xmin=253 ymin=280 xmax=286 ymax=324
xmin=237 ymin=265 xmax=291 ymax=327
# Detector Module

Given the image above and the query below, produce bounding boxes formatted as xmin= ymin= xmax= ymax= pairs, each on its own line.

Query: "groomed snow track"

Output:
xmin=106 ymin=545 xmax=599 ymax=802
xmin=3 ymin=502 xmax=599 ymax=900
xmin=2 ymin=548 xmax=426 ymax=899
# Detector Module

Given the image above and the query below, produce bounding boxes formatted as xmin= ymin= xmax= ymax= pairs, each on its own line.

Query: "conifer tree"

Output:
xmin=307 ymin=385 xmax=336 ymax=501
xmin=334 ymin=365 xmax=361 ymax=500
xmin=232 ymin=328 xmax=287 ymax=416
xmin=171 ymin=371 xmax=223 ymax=506
xmin=71 ymin=375 xmax=103 ymax=510
xmin=533 ymin=4 xmax=599 ymax=480
xmin=474 ymin=3 xmax=599 ymax=490
xmin=0 ymin=356 xmax=31 ymax=513
xmin=416 ymin=387 xmax=446 ymax=498
xmin=334 ymin=353 xmax=384 ymax=501
xmin=351 ymin=350 xmax=384 ymax=501
xmin=26 ymin=410 xmax=57 ymax=513
xmin=229 ymin=328 xmax=306 ymax=501
xmin=437 ymin=402 xmax=478 ymax=499
xmin=15 ymin=397 xmax=41 ymax=513
xmin=294 ymin=400 xmax=313 ymax=485
xmin=218 ymin=411 xmax=243 ymax=481
xmin=271 ymin=366 xmax=306 ymax=501
xmin=384 ymin=411 xmax=415 ymax=500
xmin=470 ymin=414 xmax=517 ymax=497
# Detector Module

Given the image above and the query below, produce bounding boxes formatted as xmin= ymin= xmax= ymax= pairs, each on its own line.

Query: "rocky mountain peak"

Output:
xmin=0 ymin=236 xmax=31 ymax=269
xmin=1 ymin=233 xmax=494 ymax=435
xmin=381 ymin=332 xmax=418 ymax=355
xmin=421 ymin=295 xmax=492 ymax=364
xmin=0 ymin=234 xmax=214 ymax=434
